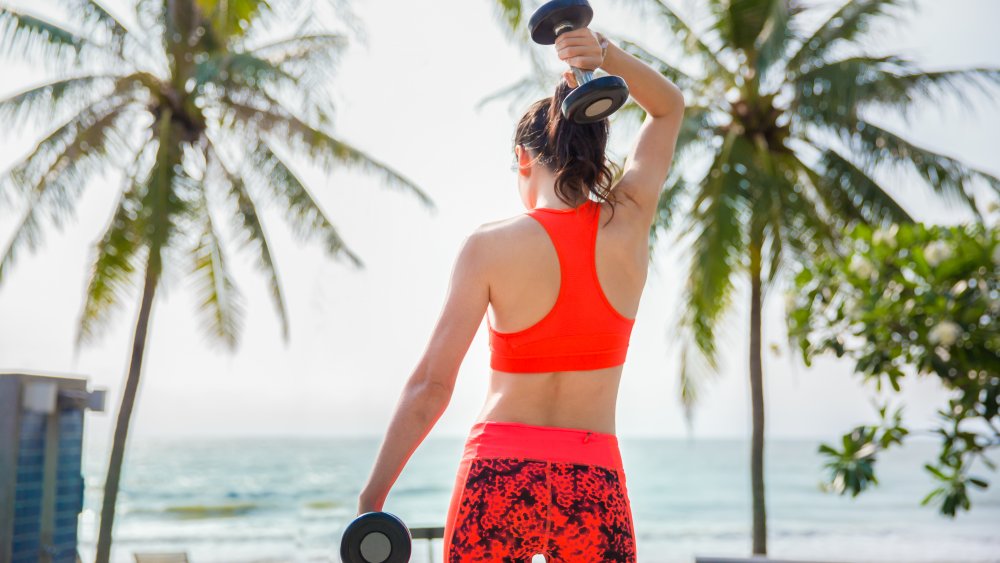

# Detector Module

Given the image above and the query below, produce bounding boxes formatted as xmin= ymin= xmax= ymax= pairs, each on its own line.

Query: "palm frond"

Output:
xmin=480 ymin=22 xmax=557 ymax=110
xmin=474 ymin=74 xmax=547 ymax=114
xmin=0 ymin=96 xmax=136 ymax=286
xmin=742 ymin=136 xmax=832 ymax=295
xmin=3 ymin=91 xmax=137 ymax=211
xmin=76 ymin=140 xmax=154 ymax=346
xmin=753 ymin=0 xmax=798 ymax=77
xmin=639 ymin=0 xmax=735 ymax=85
xmin=245 ymin=32 xmax=347 ymax=74
xmin=745 ymin=143 xmax=786 ymax=291
xmin=676 ymin=331 xmax=719 ymax=428
xmin=492 ymin=0 xmax=524 ymax=36
xmin=760 ymin=151 xmax=850 ymax=287
xmin=680 ymin=133 xmax=751 ymax=365
xmin=138 ymin=109 xmax=189 ymax=273
xmin=794 ymin=56 xmax=1000 ymax=123
xmin=482 ymin=0 xmax=580 ymax=111
xmin=616 ymin=103 xmax=717 ymax=167
xmin=865 ymin=67 xmax=1000 ymax=111
xmin=221 ymin=95 xmax=434 ymax=208
xmin=71 ymin=0 xmax=133 ymax=50
xmin=762 ymin=217 xmax=783 ymax=292
xmin=708 ymin=0 xmax=796 ymax=75
xmin=204 ymin=52 xmax=339 ymax=127
xmin=839 ymin=119 xmax=1000 ymax=214
xmin=247 ymin=140 xmax=364 ymax=267
xmin=195 ymin=52 xmax=301 ymax=90
xmin=207 ymin=142 xmax=290 ymax=340
xmin=647 ymin=172 xmax=688 ymax=257
xmin=0 ymin=190 xmax=46 ymax=286
xmin=0 ymin=5 xmax=94 ymax=62
xmin=786 ymin=0 xmax=912 ymax=74
xmin=196 ymin=0 xmax=273 ymax=46
xmin=618 ymin=39 xmax=700 ymax=93
xmin=190 ymin=191 xmax=245 ymax=350
xmin=793 ymin=55 xmax=908 ymax=126
xmin=0 ymin=74 xmax=121 ymax=130
xmin=674 ymin=106 xmax=718 ymax=160
xmin=816 ymin=145 xmax=913 ymax=224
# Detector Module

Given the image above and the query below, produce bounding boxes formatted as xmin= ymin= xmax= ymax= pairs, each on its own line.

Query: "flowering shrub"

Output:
xmin=787 ymin=222 xmax=1000 ymax=516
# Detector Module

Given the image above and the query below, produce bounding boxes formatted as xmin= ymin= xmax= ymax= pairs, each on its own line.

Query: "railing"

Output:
xmin=409 ymin=526 xmax=445 ymax=562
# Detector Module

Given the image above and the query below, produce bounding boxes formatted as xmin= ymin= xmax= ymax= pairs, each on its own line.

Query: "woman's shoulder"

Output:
xmin=475 ymin=212 xmax=548 ymax=248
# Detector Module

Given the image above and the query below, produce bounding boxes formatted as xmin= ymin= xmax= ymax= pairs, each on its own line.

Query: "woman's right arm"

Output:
xmin=598 ymin=38 xmax=686 ymax=225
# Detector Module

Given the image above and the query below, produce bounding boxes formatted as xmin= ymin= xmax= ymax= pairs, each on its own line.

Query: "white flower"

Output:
xmin=924 ymin=240 xmax=953 ymax=267
xmin=873 ymin=224 xmax=899 ymax=248
xmin=928 ymin=321 xmax=962 ymax=347
xmin=903 ymin=298 xmax=915 ymax=314
xmin=936 ymin=347 xmax=952 ymax=362
xmin=843 ymin=298 xmax=861 ymax=317
xmin=849 ymin=255 xmax=875 ymax=279
xmin=987 ymin=200 xmax=1000 ymax=214
xmin=950 ymin=280 xmax=968 ymax=295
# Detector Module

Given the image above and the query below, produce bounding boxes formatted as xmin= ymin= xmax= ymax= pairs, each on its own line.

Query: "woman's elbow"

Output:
xmin=408 ymin=367 xmax=456 ymax=402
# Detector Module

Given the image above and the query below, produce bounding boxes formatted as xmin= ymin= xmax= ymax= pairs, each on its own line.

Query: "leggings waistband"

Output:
xmin=462 ymin=420 xmax=624 ymax=472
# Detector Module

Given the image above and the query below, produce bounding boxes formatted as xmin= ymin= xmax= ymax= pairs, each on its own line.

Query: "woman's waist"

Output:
xmin=483 ymin=373 xmax=621 ymax=432
xmin=475 ymin=407 xmax=617 ymax=435
xmin=461 ymin=417 xmax=624 ymax=471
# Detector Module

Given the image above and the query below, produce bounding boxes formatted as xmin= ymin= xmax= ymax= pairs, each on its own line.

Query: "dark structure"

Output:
xmin=0 ymin=372 xmax=105 ymax=563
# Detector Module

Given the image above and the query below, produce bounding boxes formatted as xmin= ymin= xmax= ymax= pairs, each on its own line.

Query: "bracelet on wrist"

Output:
xmin=596 ymin=31 xmax=609 ymax=62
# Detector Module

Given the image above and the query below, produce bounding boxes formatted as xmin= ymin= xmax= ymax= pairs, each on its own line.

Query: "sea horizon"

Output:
xmin=75 ymin=434 xmax=1000 ymax=563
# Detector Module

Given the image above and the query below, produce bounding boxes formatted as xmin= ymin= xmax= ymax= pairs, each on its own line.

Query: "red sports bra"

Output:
xmin=488 ymin=199 xmax=637 ymax=373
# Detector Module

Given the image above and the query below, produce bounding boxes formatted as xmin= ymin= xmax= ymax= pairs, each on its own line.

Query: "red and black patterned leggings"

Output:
xmin=443 ymin=421 xmax=637 ymax=562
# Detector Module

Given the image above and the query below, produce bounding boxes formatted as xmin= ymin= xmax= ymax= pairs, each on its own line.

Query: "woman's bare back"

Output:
xmin=476 ymin=198 xmax=650 ymax=434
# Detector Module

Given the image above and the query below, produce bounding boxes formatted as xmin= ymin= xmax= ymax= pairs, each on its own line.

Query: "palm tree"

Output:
xmin=490 ymin=0 xmax=1000 ymax=555
xmin=0 ymin=1 xmax=432 ymax=560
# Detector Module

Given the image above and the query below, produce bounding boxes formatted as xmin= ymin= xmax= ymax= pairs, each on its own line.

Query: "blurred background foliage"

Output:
xmin=788 ymin=218 xmax=999 ymax=516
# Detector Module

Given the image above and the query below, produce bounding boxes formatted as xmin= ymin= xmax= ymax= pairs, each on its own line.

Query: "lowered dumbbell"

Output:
xmin=528 ymin=0 xmax=630 ymax=123
xmin=340 ymin=511 xmax=412 ymax=563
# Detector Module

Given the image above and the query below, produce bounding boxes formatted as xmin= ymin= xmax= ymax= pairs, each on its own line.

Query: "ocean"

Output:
xmin=75 ymin=435 xmax=1000 ymax=563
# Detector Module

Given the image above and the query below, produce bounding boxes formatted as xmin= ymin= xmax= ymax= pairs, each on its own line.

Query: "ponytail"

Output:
xmin=514 ymin=79 xmax=622 ymax=225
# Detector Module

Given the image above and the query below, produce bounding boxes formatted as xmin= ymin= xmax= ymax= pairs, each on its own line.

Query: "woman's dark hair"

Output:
xmin=513 ymin=79 xmax=623 ymax=225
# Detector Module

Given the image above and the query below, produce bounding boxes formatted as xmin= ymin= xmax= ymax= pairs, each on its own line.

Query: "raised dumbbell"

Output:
xmin=528 ymin=0 xmax=630 ymax=123
xmin=340 ymin=511 xmax=412 ymax=563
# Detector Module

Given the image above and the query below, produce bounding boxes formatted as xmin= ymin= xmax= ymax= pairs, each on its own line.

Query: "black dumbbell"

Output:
xmin=528 ymin=0 xmax=629 ymax=123
xmin=340 ymin=511 xmax=412 ymax=563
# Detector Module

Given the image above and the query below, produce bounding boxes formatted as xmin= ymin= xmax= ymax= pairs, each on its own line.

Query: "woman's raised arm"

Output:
xmin=556 ymin=28 xmax=686 ymax=225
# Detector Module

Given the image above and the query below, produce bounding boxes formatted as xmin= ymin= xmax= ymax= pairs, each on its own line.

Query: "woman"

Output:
xmin=357 ymin=25 xmax=684 ymax=562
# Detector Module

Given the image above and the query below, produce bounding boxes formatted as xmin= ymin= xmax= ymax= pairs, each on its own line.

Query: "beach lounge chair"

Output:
xmin=133 ymin=553 xmax=189 ymax=563
xmin=696 ymin=557 xmax=849 ymax=563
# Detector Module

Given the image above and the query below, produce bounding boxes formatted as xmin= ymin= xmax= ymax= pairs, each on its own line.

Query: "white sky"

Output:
xmin=1 ymin=0 xmax=998 ymax=450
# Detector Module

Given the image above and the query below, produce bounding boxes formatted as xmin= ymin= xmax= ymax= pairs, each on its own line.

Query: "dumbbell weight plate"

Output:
xmin=562 ymin=75 xmax=629 ymax=123
xmin=529 ymin=0 xmax=593 ymax=44
xmin=341 ymin=511 xmax=412 ymax=563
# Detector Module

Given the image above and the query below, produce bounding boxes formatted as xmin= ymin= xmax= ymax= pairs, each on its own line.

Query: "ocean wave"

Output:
xmin=156 ymin=502 xmax=261 ymax=519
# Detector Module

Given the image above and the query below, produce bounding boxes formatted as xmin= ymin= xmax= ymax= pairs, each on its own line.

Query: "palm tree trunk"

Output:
xmin=94 ymin=261 xmax=159 ymax=563
xmin=749 ymin=236 xmax=767 ymax=555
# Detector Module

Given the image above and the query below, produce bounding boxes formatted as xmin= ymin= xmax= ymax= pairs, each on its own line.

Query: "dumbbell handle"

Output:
xmin=554 ymin=21 xmax=594 ymax=86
